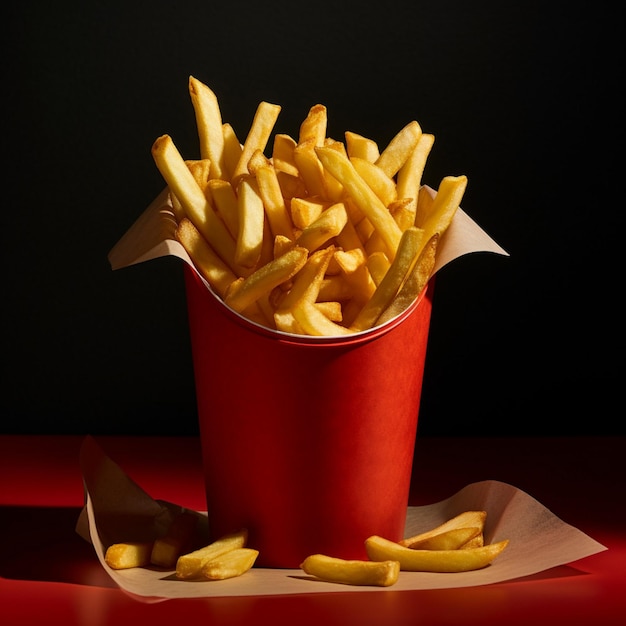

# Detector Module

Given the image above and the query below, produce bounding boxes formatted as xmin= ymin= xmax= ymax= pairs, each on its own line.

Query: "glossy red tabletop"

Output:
xmin=1 ymin=435 xmax=624 ymax=626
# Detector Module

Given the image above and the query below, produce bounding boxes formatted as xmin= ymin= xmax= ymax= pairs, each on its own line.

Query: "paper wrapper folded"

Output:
xmin=76 ymin=437 xmax=606 ymax=600
xmin=108 ymin=186 xmax=509 ymax=277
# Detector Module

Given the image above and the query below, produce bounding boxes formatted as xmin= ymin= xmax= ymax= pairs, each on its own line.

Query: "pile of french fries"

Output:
xmin=152 ymin=76 xmax=468 ymax=336
xmin=301 ymin=510 xmax=509 ymax=587
xmin=104 ymin=510 xmax=508 ymax=586
xmin=104 ymin=515 xmax=258 ymax=581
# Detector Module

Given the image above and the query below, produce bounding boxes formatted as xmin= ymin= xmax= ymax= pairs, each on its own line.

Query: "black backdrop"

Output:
xmin=3 ymin=1 xmax=623 ymax=436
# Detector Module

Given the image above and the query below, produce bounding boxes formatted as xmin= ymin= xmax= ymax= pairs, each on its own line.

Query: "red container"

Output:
xmin=184 ymin=264 xmax=434 ymax=568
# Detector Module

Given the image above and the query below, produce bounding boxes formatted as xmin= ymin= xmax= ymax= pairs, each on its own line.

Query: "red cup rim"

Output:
xmin=186 ymin=264 xmax=430 ymax=348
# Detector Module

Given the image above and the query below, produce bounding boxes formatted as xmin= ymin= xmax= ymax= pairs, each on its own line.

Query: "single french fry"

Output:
xmin=201 ymin=548 xmax=259 ymax=580
xmin=399 ymin=510 xmax=487 ymax=548
xmin=294 ymin=138 xmax=327 ymax=198
xmin=315 ymin=146 xmax=402 ymax=259
xmin=407 ymin=527 xmax=482 ymax=551
xmin=188 ymin=76 xmax=226 ymax=180
xmin=151 ymin=511 xmax=199 ymax=568
xmin=367 ymin=251 xmax=391 ymax=286
xmin=395 ymin=132 xmax=435 ymax=219
xmin=248 ymin=152 xmax=294 ymax=239
xmin=224 ymin=246 xmax=309 ymax=313
xmin=366 ymin=535 xmax=509 ymax=573
xmin=301 ymin=554 xmax=399 ymax=587
xmin=375 ymin=120 xmax=422 ymax=178
xmin=290 ymin=196 xmax=327 ymax=229
xmin=221 ymin=122 xmax=243 ymax=181
xmin=345 ymin=130 xmax=380 ymax=162
xmin=105 ymin=542 xmax=152 ymax=570
xmin=416 ymin=175 xmax=468 ymax=240
xmin=272 ymin=133 xmax=299 ymax=176
xmin=208 ymin=178 xmax=239 ymax=240
xmin=235 ymin=177 xmax=265 ymax=269
xmin=175 ymin=529 xmax=248 ymax=580
xmin=299 ymin=104 xmax=327 ymax=146
xmin=350 ymin=157 xmax=397 ymax=207
xmin=231 ymin=100 xmax=281 ymax=186
xmin=350 ymin=226 xmax=424 ymax=331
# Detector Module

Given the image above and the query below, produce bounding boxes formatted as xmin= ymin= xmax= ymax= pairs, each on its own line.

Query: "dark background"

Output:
xmin=3 ymin=1 xmax=623 ymax=437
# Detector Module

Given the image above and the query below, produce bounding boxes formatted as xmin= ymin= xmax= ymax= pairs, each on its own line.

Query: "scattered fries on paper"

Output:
xmin=152 ymin=76 xmax=469 ymax=336
xmin=104 ymin=518 xmax=257 ymax=582
xmin=300 ymin=511 xmax=508 ymax=587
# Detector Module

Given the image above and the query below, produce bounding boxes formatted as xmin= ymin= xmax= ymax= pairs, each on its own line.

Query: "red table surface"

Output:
xmin=1 ymin=435 xmax=624 ymax=626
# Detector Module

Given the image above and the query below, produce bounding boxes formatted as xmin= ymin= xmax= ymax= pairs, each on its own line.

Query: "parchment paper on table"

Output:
xmin=76 ymin=436 xmax=606 ymax=600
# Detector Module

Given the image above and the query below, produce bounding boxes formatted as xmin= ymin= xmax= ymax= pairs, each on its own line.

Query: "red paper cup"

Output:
xmin=184 ymin=264 xmax=433 ymax=568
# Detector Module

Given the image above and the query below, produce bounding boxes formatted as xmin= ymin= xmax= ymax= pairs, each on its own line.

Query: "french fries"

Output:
xmin=104 ymin=541 xmax=152 ymax=570
xmin=175 ymin=528 xmax=249 ymax=580
xmin=365 ymin=536 xmax=509 ymax=573
xmin=300 ymin=554 xmax=400 ymax=587
xmin=299 ymin=511 xmax=509 ymax=586
xmin=150 ymin=76 xmax=468 ymax=336
xmin=104 ymin=518 xmax=256 ymax=582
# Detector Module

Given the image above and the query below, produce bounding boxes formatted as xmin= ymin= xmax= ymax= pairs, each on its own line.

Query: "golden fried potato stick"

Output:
xmin=395 ymin=132 xmax=435 ymax=220
xmin=320 ymin=139 xmax=348 ymax=202
xmin=201 ymin=547 xmax=259 ymax=580
xmin=152 ymin=134 xmax=240 ymax=274
xmin=316 ymin=146 xmax=403 ymax=259
xmin=376 ymin=233 xmax=438 ymax=325
xmin=407 ymin=527 xmax=482 ymax=551
xmin=416 ymin=174 xmax=468 ymax=240
xmin=151 ymin=511 xmax=199 ymax=568
xmin=298 ymin=104 xmax=327 ymax=146
xmin=399 ymin=510 xmax=487 ymax=548
xmin=188 ymin=76 xmax=226 ymax=180
xmin=224 ymin=246 xmax=309 ymax=313
xmin=175 ymin=218 xmax=238 ymax=299
xmin=345 ymin=130 xmax=380 ymax=162
xmin=272 ymin=133 xmax=299 ymax=176
xmin=208 ymin=179 xmax=239 ymax=240
xmin=221 ymin=122 xmax=243 ymax=181
xmin=176 ymin=529 xmax=248 ymax=580
xmin=290 ymin=196 xmax=327 ymax=229
xmin=375 ymin=120 xmax=422 ymax=178
xmin=300 ymin=554 xmax=399 ymax=587
xmin=366 ymin=535 xmax=509 ymax=573
xmin=294 ymin=138 xmax=328 ymax=198
xmin=350 ymin=226 xmax=424 ymax=331
xmin=366 ymin=251 xmax=391 ymax=286
xmin=105 ymin=542 xmax=152 ymax=570
xmin=231 ymin=100 xmax=281 ymax=186
xmin=235 ymin=177 xmax=265 ymax=269
xmin=350 ymin=157 xmax=397 ymax=207
xmin=247 ymin=150 xmax=294 ymax=239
